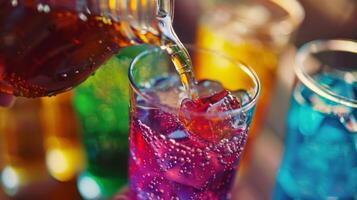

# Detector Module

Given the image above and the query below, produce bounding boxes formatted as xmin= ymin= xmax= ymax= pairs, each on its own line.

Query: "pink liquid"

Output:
xmin=129 ymin=88 xmax=250 ymax=199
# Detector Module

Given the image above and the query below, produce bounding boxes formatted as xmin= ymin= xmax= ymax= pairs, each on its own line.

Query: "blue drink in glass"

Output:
xmin=274 ymin=40 xmax=357 ymax=199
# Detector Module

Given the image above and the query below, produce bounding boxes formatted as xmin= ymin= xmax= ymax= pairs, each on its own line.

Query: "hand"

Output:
xmin=0 ymin=93 xmax=14 ymax=107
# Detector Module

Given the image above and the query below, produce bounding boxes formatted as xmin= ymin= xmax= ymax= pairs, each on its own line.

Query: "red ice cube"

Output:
xmin=179 ymin=90 xmax=242 ymax=142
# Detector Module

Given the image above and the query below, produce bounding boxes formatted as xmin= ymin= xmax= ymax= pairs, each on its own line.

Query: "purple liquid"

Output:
xmin=129 ymin=83 xmax=251 ymax=199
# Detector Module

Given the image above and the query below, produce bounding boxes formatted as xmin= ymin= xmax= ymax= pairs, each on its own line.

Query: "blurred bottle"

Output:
xmin=195 ymin=0 xmax=304 ymax=169
xmin=40 ymin=92 xmax=85 ymax=182
xmin=0 ymin=98 xmax=48 ymax=196
xmin=74 ymin=45 xmax=149 ymax=200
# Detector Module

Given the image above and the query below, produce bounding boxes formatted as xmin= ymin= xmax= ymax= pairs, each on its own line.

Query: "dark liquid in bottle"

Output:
xmin=0 ymin=1 xmax=161 ymax=97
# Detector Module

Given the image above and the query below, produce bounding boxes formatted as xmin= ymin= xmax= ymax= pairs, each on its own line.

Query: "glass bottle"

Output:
xmin=0 ymin=0 xmax=178 ymax=97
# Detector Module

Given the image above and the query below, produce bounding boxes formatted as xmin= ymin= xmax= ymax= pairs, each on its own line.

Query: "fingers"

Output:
xmin=0 ymin=93 xmax=15 ymax=107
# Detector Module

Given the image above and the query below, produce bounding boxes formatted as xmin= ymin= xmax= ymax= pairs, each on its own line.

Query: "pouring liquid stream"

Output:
xmin=157 ymin=12 xmax=198 ymax=99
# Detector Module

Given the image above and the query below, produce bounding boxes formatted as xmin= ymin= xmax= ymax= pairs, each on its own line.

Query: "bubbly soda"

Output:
xmin=129 ymin=77 xmax=253 ymax=199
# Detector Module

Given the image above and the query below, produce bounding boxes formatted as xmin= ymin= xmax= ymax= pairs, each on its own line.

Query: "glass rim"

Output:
xmin=295 ymin=39 xmax=357 ymax=108
xmin=204 ymin=0 xmax=305 ymax=34
xmin=128 ymin=44 xmax=261 ymax=117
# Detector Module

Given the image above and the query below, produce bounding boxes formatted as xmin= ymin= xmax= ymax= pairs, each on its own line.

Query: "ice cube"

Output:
xmin=152 ymin=76 xmax=180 ymax=91
xmin=178 ymin=90 xmax=232 ymax=136
xmin=149 ymin=126 xmax=221 ymax=189
xmin=152 ymin=76 xmax=185 ymax=108
xmin=194 ymin=79 xmax=225 ymax=99
xmin=167 ymin=129 xmax=188 ymax=140
xmin=137 ymin=89 xmax=160 ymax=105
xmin=298 ymin=101 xmax=325 ymax=136
xmin=179 ymin=90 xmax=242 ymax=142
xmin=231 ymin=89 xmax=252 ymax=106
xmin=158 ymin=143 xmax=226 ymax=189
xmin=207 ymin=91 xmax=241 ymax=113
xmin=207 ymin=92 xmax=246 ymax=139
xmin=316 ymin=118 xmax=348 ymax=143
xmin=339 ymin=113 xmax=357 ymax=133
xmin=318 ymin=73 xmax=355 ymax=103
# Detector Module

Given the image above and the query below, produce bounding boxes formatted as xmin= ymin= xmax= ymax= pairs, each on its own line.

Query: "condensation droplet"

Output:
xmin=43 ymin=4 xmax=50 ymax=13
xmin=79 ymin=13 xmax=88 ymax=21
xmin=11 ymin=0 xmax=18 ymax=6
xmin=37 ymin=4 xmax=44 ymax=12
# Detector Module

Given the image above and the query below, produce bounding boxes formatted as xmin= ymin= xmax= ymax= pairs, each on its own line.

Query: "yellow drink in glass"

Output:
xmin=196 ymin=0 xmax=304 ymax=168
xmin=40 ymin=92 xmax=85 ymax=182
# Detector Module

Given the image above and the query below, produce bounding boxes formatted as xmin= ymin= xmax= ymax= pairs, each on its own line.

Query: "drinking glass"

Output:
xmin=274 ymin=39 xmax=357 ymax=199
xmin=128 ymin=45 xmax=260 ymax=199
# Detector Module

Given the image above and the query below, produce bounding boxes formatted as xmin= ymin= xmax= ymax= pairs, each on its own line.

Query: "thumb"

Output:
xmin=0 ymin=93 xmax=15 ymax=107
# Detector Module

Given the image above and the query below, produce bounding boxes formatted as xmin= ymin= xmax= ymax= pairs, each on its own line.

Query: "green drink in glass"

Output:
xmin=74 ymin=45 xmax=149 ymax=200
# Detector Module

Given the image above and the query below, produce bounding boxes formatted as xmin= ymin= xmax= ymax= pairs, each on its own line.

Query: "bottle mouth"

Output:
xmin=295 ymin=39 xmax=357 ymax=108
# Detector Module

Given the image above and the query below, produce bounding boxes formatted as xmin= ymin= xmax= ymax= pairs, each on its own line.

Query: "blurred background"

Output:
xmin=0 ymin=0 xmax=356 ymax=199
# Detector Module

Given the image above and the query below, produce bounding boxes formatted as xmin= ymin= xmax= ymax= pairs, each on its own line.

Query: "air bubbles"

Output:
xmin=37 ymin=4 xmax=43 ymax=11
xmin=78 ymin=13 xmax=88 ymax=21
xmin=43 ymin=5 xmax=50 ymax=13
xmin=232 ymin=89 xmax=251 ymax=106
xmin=37 ymin=4 xmax=51 ymax=13
xmin=11 ymin=0 xmax=18 ymax=7
xmin=60 ymin=73 xmax=68 ymax=78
